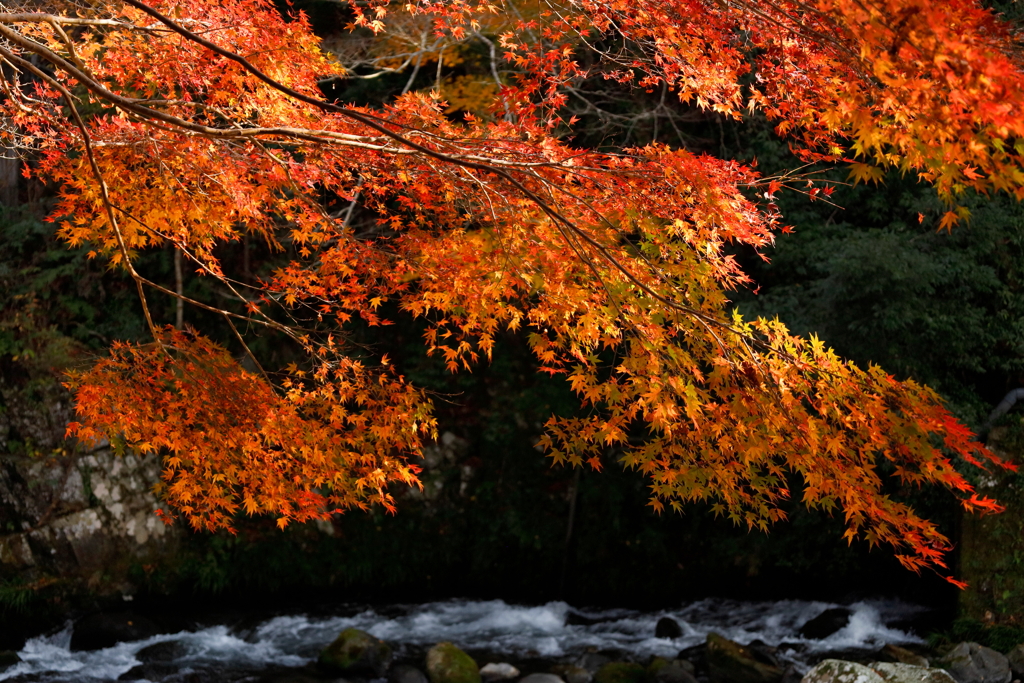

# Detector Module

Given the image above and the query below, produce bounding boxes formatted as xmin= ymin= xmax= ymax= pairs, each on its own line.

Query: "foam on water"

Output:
xmin=1 ymin=598 xmax=927 ymax=682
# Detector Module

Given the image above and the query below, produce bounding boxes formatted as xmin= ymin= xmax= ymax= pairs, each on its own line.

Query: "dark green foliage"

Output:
xmin=930 ymin=618 xmax=1024 ymax=654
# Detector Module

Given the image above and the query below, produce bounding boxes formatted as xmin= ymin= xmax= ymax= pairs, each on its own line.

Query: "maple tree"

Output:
xmin=2 ymin=0 xmax=1023 ymax=582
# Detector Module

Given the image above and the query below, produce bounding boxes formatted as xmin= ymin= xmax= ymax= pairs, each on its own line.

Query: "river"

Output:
xmin=0 ymin=597 xmax=934 ymax=682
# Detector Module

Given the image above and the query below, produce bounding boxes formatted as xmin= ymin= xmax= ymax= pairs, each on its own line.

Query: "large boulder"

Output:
xmin=707 ymin=633 xmax=783 ymax=683
xmin=871 ymin=662 xmax=956 ymax=683
xmin=939 ymin=643 xmax=1011 ymax=683
xmin=426 ymin=642 xmax=481 ymax=683
xmin=595 ymin=662 xmax=646 ymax=683
xmin=318 ymin=627 xmax=393 ymax=677
xmin=799 ymin=609 xmax=853 ymax=640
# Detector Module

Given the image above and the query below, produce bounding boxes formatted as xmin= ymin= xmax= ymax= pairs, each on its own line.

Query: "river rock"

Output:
xmin=480 ymin=663 xmax=520 ymax=681
xmin=870 ymin=662 xmax=956 ymax=683
xmin=707 ymin=632 xmax=783 ymax=683
xmin=70 ymin=611 xmax=167 ymax=651
xmin=657 ymin=618 xmax=684 ymax=639
xmin=426 ymin=642 xmax=481 ymax=683
xmin=578 ymin=654 xmax=613 ymax=673
xmin=799 ymin=609 xmax=853 ymax=640
xmin=595 ymin=662 xmax=646 ymax=683
xmin=318 ymin=627 xmax=393 ymax=677
xmin=0 ymin=651 xmax=19 ymax=672
xmin=649 ymin=658 xmax=699 ymax=683
xmin=1005 ymin=645 xmax=1024 ymax=679
xmin=940 ymin=643 xmax=1011 ymax=683
xmin=393 ymin=664 xmax=432 ymax=683
xmin=802 ymin=660 xmax=884 ymax=683
xmin=136 ymin=640 xmax=187 ymax=663
xmin=522 ymin=674 xmax=565 ymax=683
xmin=880 ymin=645 xmax=929 ymax=668
xmin=553 ymin=664 xmax=593 ymax=683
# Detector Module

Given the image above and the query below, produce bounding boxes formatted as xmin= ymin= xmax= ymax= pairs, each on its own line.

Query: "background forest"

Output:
xmin=2 ymin=0 xmax=1024 ymax=644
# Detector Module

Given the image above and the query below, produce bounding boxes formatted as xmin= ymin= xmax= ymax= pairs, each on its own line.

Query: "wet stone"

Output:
xmin=136 ymin=640 xmax=188 ymax=663
xmin=480 ymin=663 xmax=520 ymax=681
xmin=656 ymin=618 xmax=684 ymax=640
xmin=392 ymin=664 xmax=432 ymax=683
xmin=799 ymin=609 xmax=853 ymax=640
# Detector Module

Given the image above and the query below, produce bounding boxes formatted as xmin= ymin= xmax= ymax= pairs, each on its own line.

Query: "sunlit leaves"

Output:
xmin=3 ymin=0 xmax=1019 ymax=580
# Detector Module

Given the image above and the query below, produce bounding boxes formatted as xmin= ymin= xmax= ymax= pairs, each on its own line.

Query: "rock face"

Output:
xmin=940 ymin=643 xmax=1011 ymax=683
xmin=318 ymin=627 xmax=393 ymax=677
xmin=0 ymin=446 xmax=180 ymax=596
xmin=802 ymin=660 xmax=885 ymax=683
xmin=595 ymin=662 xmax=647 ymax=683
xmin=426 ymin=642 xmax=481 ymax=683
xmin=657 ymin=617 xmax=684 ymax=639
xmin=798 ymin=609 xmax=853 ymax=640
xmin=706 ymin=633 xmax=783 ymax=683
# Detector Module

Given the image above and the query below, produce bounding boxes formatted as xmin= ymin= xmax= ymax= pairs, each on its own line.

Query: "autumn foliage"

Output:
xmin=2 ymin=0 xmax=1022 ymax=580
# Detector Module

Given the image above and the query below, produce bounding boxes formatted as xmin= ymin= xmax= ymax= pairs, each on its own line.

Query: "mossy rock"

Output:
xmin=803 ymin=660 xmax=884 ymax=683
xmin=706 ymin=633 xmax=782 ymax=683
xmin=319 ymin=627 xmax=393 ymax=676
xmin=426 ymin=642 xmax=480 ymax=683
xmin=595 ymin=662 xmax=646 ymax=683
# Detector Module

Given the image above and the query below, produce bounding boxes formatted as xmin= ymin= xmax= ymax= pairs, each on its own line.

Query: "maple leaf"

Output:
xmin=4 ymin=0 xmax=1015 ymax=584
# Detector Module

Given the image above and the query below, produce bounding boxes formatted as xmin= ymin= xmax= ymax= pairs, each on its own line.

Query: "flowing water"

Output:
xmin=1 ymin=598 xmax=935 ymax=683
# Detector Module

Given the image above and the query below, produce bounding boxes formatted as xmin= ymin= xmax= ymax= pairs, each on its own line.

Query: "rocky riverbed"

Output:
xmin=0 ymin=598 xmax=972 ymax=683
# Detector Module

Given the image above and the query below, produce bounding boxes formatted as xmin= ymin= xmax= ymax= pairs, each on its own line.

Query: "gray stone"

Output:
xmin=426 ymin=642 xmax=480 ymax=683
xmin=801 ymin=660 xmax=885 ymax=683
xmin=521 ymin=674 xmax=565 ymax=683
xmin=880 ymin=646 xmax=929 ymax=669
xmin=1005 ymin=645 xmax=1024 ymax=679
xmin=940 ymin=643 xmax=1011 ymax=683
xmin=707 ymin=633 xmax=783 ymax=683
xmin=480 ymin=663 xmax=520 ymax=681
xmin=319 ymin=627 xmax=393 ymax=677
xmin=870 ymin=662 xmax=956 ymax=683
xmin=392 ymin=664 xmax=431 ymax=683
